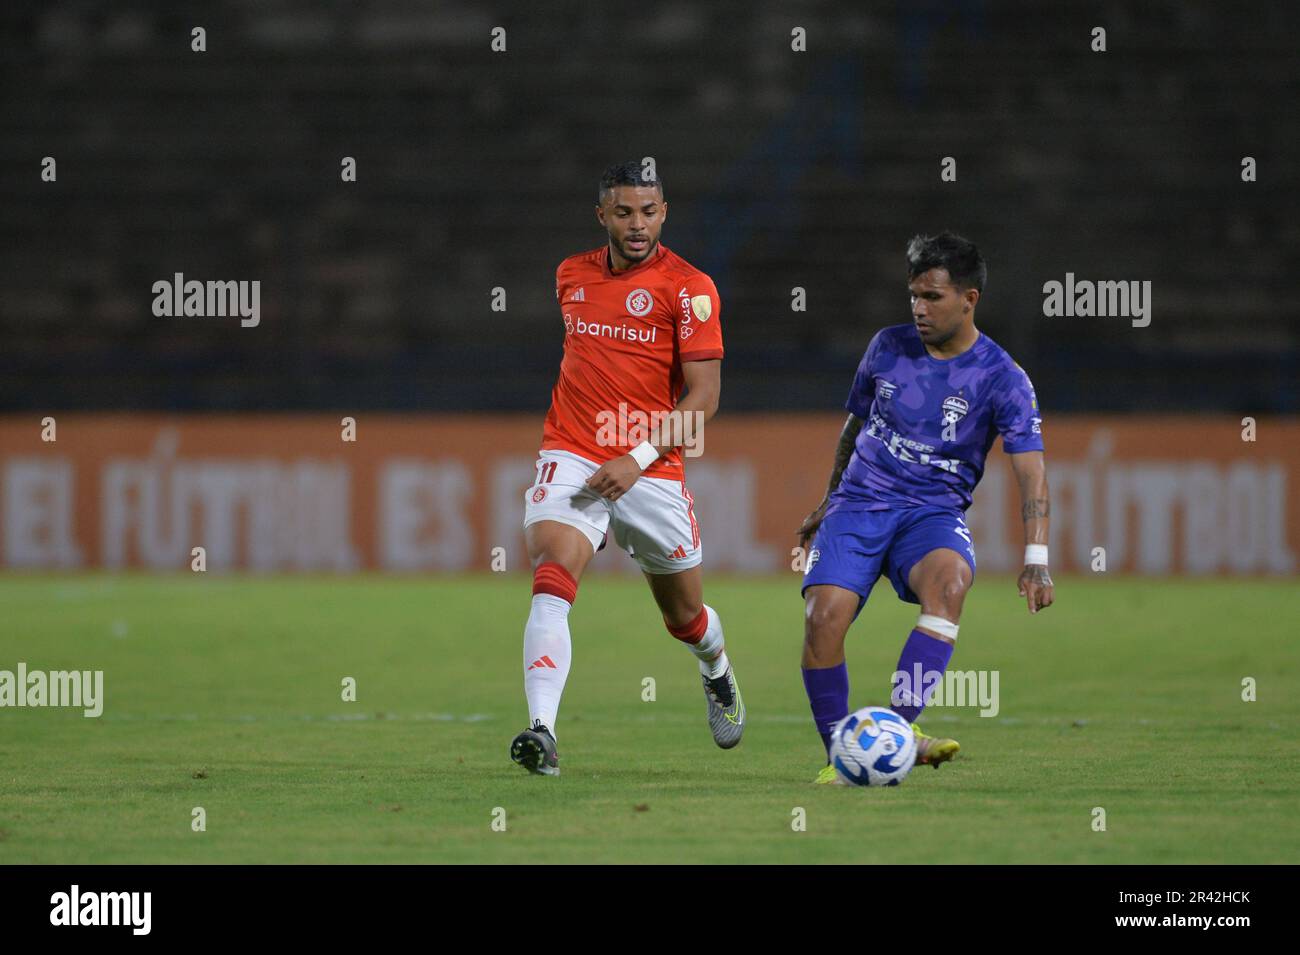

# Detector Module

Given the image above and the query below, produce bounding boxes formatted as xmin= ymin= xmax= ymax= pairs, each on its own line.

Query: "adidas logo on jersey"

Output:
xmin=527 ymin=655 xmax=558 ymax=671
xmin=666 ymin=545 xmax=690 ymax=560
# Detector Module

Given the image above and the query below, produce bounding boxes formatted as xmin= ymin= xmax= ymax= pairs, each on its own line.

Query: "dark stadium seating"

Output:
xmin=1 ymin=1 xmax=1296 ymax=413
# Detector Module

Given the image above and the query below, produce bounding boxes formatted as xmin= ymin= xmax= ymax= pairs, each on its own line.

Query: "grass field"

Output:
xmin=1 ymin=573 xmax=1297 ymax=864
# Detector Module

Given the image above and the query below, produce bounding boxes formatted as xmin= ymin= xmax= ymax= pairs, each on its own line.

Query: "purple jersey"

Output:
xmin=828 ymin=323 xmax=1043 ymax=513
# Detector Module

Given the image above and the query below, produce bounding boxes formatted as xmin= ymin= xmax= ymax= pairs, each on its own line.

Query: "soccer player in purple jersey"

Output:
xmin=796 ymin=233 xmax=1055 ymax=782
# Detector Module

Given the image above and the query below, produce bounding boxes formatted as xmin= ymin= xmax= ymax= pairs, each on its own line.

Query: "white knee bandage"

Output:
xmin=917 ymin=614 xmax=959 ymax=641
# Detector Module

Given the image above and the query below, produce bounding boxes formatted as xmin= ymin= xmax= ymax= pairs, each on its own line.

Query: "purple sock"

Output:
xmin=890 ymin=628 xmax=954 ymax=723
xmin=802 ymin=663 xmax=850 ymax=758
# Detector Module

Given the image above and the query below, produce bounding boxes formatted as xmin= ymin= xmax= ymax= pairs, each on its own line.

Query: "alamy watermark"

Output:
xmin=50 ymin=885 xmax=150 ymax=935
xmin=1042 ymin=273 xmax=1151 ymax=327
xmin=152 ymin=273 xmax=260 ymax=327
xmin=892 ymin=665 xmax=1000 ymax=717
xmin=0 ymin=663 xmax=103 ymax=717
xmin=595 ymin=402 xmax=705 ymax=458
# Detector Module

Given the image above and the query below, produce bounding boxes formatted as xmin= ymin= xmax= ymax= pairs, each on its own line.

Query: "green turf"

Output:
xmin=0 ymin=573 xmax=1296 ymax=863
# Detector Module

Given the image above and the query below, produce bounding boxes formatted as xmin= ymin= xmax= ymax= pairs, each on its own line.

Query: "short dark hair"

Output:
xmin=598 ymin=160 xmax=664 ymax=204
xmin=906 ymin=232 xmax=986 ymax=292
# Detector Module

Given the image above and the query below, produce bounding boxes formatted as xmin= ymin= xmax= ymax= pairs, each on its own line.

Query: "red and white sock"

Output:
xmin=667 ymin=604 xmax=729 ymax=679
xmin=524 ymin=563 xmax=576 ymax=737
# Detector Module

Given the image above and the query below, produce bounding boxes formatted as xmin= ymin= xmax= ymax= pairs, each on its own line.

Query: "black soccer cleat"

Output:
xmin=510 ymin=721 xmax=560 ymax=776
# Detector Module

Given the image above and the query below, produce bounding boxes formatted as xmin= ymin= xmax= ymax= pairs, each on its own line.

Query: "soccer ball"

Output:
xmin=829 ymin=706 xmax=917 ymax=787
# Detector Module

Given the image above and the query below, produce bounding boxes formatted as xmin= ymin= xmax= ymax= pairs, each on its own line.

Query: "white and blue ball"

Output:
xmin=829 ymin=706 xmax=917 ymax=787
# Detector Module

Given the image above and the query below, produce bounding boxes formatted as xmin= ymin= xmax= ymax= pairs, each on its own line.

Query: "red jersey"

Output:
xmin=542 ymin=243 xmax=723 ymax=479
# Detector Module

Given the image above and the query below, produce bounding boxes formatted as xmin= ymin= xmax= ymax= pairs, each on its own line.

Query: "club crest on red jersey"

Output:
xmin=626 ymin=288 xmax=654 ymax=317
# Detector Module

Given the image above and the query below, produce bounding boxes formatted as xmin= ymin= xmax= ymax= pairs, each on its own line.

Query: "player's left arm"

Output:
xmin=584 ymin=359 xmax=720 ymax=500
xmin=1008 ymin=450 xmax=1054 ymax=615
xmin=664 ymin=357 xmax=720 ymax=460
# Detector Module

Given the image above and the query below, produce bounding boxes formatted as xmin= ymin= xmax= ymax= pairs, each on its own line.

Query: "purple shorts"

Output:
xmin=801 ymin=505 xmax=976 ymax=615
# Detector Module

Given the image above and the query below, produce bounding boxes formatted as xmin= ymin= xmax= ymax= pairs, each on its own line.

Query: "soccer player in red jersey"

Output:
xmin=510 ymin=161 xmax=744 ymax=775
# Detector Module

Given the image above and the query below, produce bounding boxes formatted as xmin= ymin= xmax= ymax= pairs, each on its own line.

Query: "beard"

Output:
xmin=619 ymin=235 xmax=658 ymax=261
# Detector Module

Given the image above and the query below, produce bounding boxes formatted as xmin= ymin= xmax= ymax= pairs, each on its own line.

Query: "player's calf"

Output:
xmin=513 ymin=556 xmax=580 ymax=774
xmin=665 ymin=604 xmax=744 ymax=748
xmin=665 ymin=604 xmax=726 ymax=677
xmin=801 ymin=584 xmax=857 ymax=757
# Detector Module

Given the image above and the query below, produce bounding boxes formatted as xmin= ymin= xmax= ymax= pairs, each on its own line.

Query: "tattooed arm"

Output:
xmin=797 ymin=413 xmax=864 ymax=551
xmin=1008 ymin=450 xmax=1055 ymax=614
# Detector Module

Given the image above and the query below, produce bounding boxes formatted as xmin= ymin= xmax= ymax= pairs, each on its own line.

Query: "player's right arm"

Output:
xmin=796 ymin=332 xmax=881 ymax=550
xmin=797 ymin=413 xmax=864 ymax=551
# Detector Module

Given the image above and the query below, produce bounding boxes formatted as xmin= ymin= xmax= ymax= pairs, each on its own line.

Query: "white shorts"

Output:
xmin=522 ymin=449 xmax=702 ymax=575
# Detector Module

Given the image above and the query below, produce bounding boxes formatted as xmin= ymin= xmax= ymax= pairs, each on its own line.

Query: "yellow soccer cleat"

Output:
xmin=814 ymin=763 xmax=846 ymax=785
xmin=912 ymin=722 xmax=960 ymax=768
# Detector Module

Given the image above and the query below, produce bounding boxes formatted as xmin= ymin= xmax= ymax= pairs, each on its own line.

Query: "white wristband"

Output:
xmin=628 ymin=441 xmax=659 ymax=471
xmin=1024 ymin=544 xmax=1049 ymax=566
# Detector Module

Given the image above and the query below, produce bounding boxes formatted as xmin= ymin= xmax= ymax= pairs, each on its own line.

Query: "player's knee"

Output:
xmin=525 ymin=521 xmax=594 ymax=576
xmin=922 ymin=567 xmax=970 ymax=615
xmin=661 ymin=602 xmax=703 ymax=632
xmin=943 ymin=569 xmax=971 ymax=601
xmin=529 ymin=538 xmax=591 ymax=581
